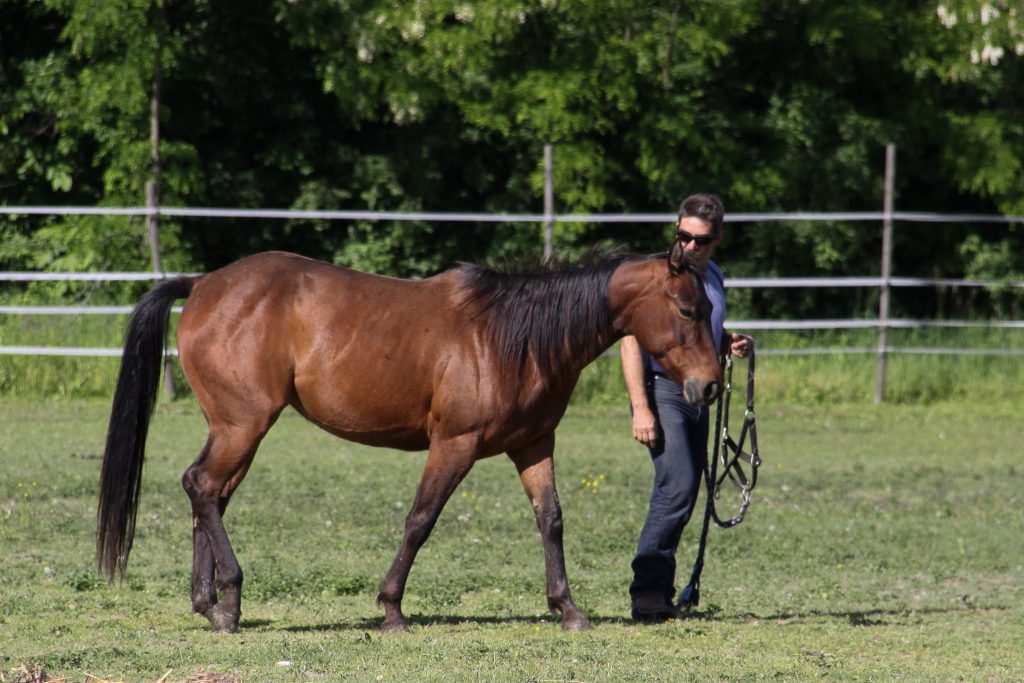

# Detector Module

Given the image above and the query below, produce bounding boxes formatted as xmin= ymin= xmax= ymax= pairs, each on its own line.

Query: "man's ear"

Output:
xmin=668 ymin=238 xmax=685 ymax=275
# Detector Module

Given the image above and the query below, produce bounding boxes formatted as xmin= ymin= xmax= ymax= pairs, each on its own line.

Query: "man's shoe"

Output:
xmin=631 ymin=593 xmax=677 ymax=621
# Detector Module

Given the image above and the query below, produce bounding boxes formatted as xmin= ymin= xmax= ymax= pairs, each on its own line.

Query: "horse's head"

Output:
xmin=610 ymin=243 xmax=724 ymax=405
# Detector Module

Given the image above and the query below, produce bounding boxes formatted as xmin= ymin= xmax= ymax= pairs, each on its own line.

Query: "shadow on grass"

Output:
xmin=680 ymin=603 xmax=1011 ymax=627
xmin=279 ymin=613 xmax=633 ymax=633
xmin=260 ymin=603 xmax=1010 ymax=634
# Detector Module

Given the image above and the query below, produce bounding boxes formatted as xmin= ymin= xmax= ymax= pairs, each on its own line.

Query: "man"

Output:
xmin=621 ymin=193 xmax=750 ymax=620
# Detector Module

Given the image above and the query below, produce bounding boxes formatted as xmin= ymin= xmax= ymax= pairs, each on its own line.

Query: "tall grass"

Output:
xmin=2 ymin=314 xmax=1023 ymax=405
xmin=575 ymin=327 xmax=1024 ymax=406
xmin=0 ymin=314 xmax=187 ymax=399
xmin=0 ymin=315 xmax=127 ymax=398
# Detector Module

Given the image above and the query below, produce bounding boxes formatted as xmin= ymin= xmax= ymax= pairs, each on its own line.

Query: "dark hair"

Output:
xmin=456 ymin=249 xmax=637 ymax=381
xmin=677 ymin=193 xmax=725 ymax=234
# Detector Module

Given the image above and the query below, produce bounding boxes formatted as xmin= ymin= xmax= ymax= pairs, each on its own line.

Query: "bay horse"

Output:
xmin=97 ymin=242 xmax=722 ymax=634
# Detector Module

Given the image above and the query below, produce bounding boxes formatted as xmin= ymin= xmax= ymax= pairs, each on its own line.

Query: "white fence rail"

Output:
xmin=4 ymin=205 xmax=1024 ymax=224
xmin=3 ymin=272 xmax=1023 ymax=288
xmin=3 ymin=204 xmax=1024 ymax=397
xmin=2 ymin=272 xmax=1021 ymax=357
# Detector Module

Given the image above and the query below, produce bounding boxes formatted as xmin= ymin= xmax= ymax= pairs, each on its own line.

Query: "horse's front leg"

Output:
xmin=377 ymin=434 xmax=477 ymax=633
xmin=509 ymin=433 xmax=592 ymax=632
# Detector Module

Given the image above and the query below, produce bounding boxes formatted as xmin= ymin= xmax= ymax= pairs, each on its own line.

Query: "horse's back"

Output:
xmin=177 ymin=252 xmax=467 ymax=448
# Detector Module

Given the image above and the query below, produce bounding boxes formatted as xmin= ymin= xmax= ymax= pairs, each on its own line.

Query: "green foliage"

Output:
xmin=63 ymin=568 xmax=104 ymax=592
xmin=1 ymin=0 xmax=1023 ymax=313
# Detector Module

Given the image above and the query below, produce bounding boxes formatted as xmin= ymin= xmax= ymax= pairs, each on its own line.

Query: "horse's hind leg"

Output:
xmin=182 ymin=417 xmax=277 ymax=633
xmin=186 ymin=436 xmax=244 ymax=624
xmin=187 ymin=437 xmax=218 ymax=620
xmin=508 ymin=433 xmax=592 ymax=632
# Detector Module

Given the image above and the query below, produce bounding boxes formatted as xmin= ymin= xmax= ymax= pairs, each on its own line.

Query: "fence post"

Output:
xmin=874 ymin=143 xmax=896 ymax=405
xmin=148 ymin=22 xmax=176 ymax=400
xmin=145 ymin=182 xmax=163 ymax=273
xmin=543 ymin=144 xmax=554 ymax=260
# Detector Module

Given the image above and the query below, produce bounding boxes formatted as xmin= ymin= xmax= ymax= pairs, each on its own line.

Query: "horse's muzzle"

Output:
xmin=684 ymin=378 xmax=722 ymax=406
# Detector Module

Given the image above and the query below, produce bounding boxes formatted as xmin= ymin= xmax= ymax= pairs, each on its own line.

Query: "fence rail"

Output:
xmin=3 ymin=200 xmax=1023 ymax=399
xmin=4 ymin=205 xmax=1024 ymax=224
xmin=4 ymin=345 xmax=1023 ymax=358
xmin=2 ymin=275 xmax=1020 ymax=355
xmin=4 ymin=272 xmax=1024 ymax=288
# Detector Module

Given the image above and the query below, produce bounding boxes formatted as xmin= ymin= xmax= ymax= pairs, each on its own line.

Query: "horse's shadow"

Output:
xmin=277 ymin=614 xmax=628 ymax=633
xmin=255 ymin=603 xmax=996 ymax=634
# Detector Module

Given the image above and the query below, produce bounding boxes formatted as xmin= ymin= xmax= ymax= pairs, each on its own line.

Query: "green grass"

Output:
xmin=1 ymin=398 xmax=1022 ymax=681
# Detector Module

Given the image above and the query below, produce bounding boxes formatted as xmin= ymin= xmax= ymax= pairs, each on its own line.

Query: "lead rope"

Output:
xmin=677 ymin=336 xmax=760 ymax=611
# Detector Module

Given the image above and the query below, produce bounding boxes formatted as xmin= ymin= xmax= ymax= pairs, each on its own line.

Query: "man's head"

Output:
xmin=675 ymin=193 xmax=724 ymax=270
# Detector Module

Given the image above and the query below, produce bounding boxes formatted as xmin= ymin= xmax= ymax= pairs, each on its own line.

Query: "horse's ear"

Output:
xmin=668 ymin=238 xmax=686 ymax=275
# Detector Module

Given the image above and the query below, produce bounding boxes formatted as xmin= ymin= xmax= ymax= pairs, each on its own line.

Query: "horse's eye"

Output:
xmin=678 ymin=306 xmax=696 ymax=320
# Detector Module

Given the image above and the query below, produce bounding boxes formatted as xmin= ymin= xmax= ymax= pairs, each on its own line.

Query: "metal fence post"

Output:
xmin=874 ymin=144 xmax=896 ymax=405
xmin=543 ymin=144 xmax=553 ymax=260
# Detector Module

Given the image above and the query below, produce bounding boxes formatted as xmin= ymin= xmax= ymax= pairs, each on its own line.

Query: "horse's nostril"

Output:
xmin=704 ymin=381 xmax=721 ymax=403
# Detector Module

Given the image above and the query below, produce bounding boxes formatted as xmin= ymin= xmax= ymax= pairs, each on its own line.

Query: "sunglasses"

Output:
xmin=676 ymin=228 xmax=718 ymax=247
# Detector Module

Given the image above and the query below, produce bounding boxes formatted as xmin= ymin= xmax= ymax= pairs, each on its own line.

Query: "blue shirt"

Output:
xmin=644 ymin=259 xmax=726 ymax=374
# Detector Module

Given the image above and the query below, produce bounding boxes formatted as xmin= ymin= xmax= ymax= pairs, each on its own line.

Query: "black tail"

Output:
xmin=97 ymin=276 xmax=195 ymax=580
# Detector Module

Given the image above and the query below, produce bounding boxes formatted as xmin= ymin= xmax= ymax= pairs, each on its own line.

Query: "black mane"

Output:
xmin=457 ymin=250 xmax=651 ymax=382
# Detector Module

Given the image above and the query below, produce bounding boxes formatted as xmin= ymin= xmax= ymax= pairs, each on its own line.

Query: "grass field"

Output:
xmin=1 ymin=396 xmax=1023 ymax=682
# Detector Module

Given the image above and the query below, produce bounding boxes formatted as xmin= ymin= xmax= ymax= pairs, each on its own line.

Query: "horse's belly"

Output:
xmin=291 ymin=375 xmax=431 ymax=451
xmin=303 ymin=416 xmax=430 ymax=451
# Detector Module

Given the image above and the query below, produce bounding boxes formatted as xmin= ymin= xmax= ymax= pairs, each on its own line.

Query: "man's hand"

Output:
xmin=631 ymin=405 xmax=658 ymax=448
xmin=728 ymin=333 xmax=751 ymax=358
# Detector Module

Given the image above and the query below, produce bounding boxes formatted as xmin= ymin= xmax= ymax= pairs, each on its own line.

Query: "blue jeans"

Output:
xmin=630 ymin=374 xmax=709 ymax=601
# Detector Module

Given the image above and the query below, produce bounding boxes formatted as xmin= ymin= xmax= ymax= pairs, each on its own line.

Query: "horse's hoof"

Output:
xmin=561 ymin=613 xmax=593 ymax=632
xmin=380 ymin=618 xmax=410 ymax=634
xmin=208 ymin=604 xmax=240 ymax=634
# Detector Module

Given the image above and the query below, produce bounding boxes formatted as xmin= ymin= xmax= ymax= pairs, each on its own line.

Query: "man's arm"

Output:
xmin=621 ymin=335 xmax=657 ymax=448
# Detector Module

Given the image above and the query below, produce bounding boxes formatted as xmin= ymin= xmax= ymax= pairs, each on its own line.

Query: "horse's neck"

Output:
xmin=549 ymin=281 xmax=630 ymax=384
xmin=566 ymin=326 xmax=620 ymax=380
xmin=605 ymin=258 xmax=657 ymax=339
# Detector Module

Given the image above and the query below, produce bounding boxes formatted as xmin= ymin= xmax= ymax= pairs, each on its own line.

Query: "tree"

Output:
xmin=1 ymin=0 xmax=1020 ymax=317
xmin=0 ymin=0 xmax=194 ymax=304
